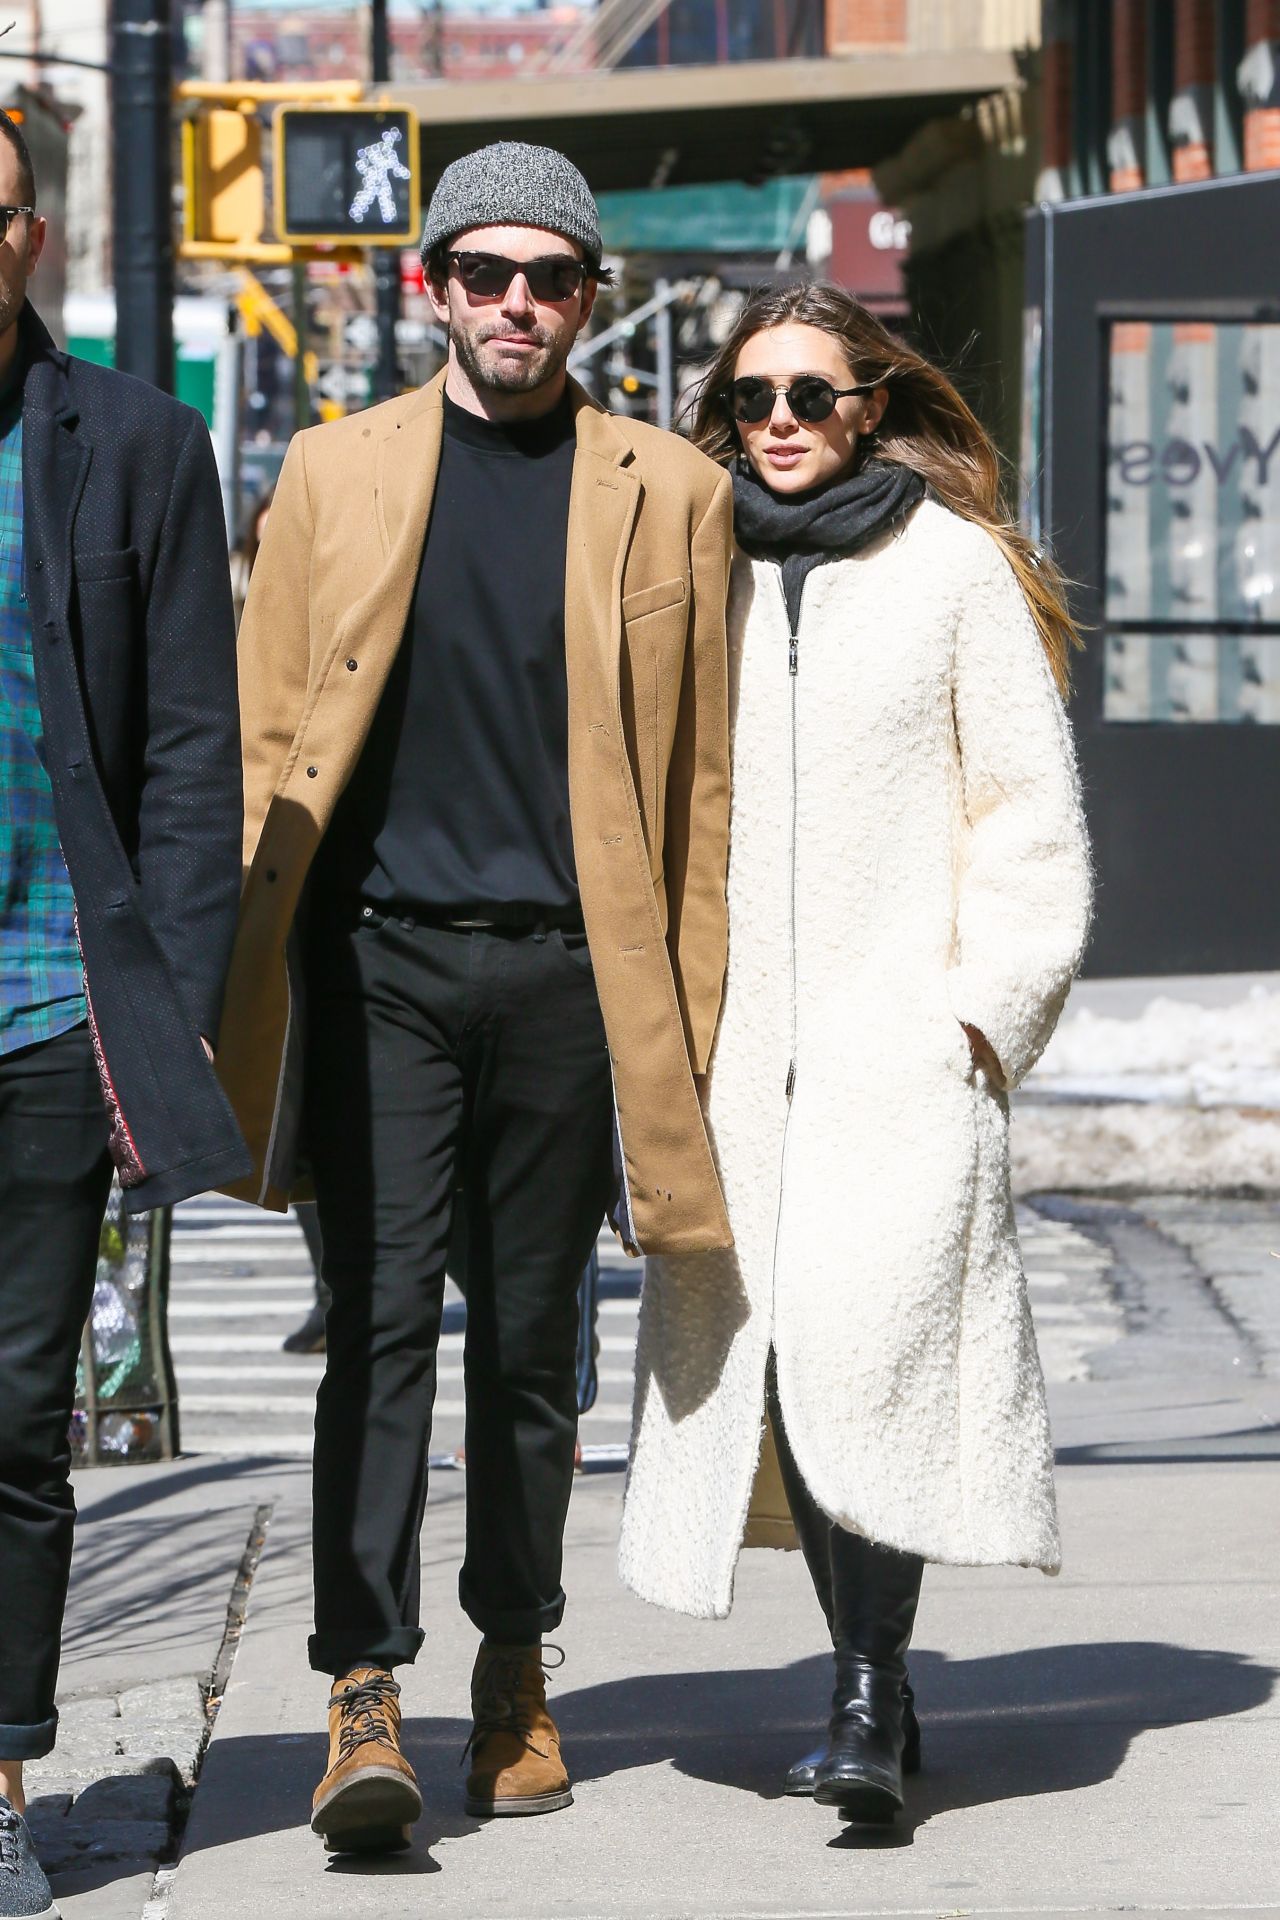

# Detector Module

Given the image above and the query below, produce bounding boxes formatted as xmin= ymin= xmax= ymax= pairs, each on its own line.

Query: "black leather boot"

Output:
xmin=786 ymin=1682 xmax=920 ymax=1795
xmin=811 ymin=1529 xmax=925 ymax=1823
xmin=765 ymin=1353 xmax=921 ymax=1797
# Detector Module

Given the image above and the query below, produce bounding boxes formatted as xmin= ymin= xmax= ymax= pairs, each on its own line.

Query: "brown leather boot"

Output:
xmin=310 ymin=1667 xmax=423 ymax=1853
xmin=463 ymin=1643 xmax=573 ymax=1817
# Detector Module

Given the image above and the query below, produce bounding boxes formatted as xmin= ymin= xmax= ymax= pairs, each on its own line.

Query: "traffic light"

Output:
xmin=275 ymin=106 xmax=419 ymax=247
xmin=182 ymin=108 xmax=265 ymax=247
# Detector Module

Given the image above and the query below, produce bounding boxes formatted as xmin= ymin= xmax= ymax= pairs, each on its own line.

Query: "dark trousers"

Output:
xmin=303 ymin=913 xmax=615 ymax=1676
xmin=0 ymin=1024 xmax=113 ymax=1759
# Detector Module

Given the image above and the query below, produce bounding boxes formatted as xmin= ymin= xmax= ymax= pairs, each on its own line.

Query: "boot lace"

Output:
xmin=0 ymin=1801 xmax=20 ymax=1875
xmin=329 ymin=1672 xmax=402 ymax=1764
xmin=461 ymin=1643 xmax=565 ymax=1766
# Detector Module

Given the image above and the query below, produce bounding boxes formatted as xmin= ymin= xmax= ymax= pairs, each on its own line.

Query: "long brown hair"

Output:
xmin=688 ymin=283 xmax=1079 ymax=697
xmin=234 ymin=484 xmax=276 ymax=577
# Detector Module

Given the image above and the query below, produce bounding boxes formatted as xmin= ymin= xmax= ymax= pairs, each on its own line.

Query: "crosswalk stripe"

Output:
xmin=175 ymin=1436 xmax=634 ymax=1464
xmin=179 ymin=1392 xmax=634 ymax=1419
xmin=169 ymin=1297 xmax=640 ymax=1321
xmin=175 ymin=1363 xmax=640 ymax=1386
xmin=169 ymin=1300 xmax=330 ymax=1319
xmin=169 ymin=1331 xmax=642 ymax=1355
xmin=169 ymin=1250 xmax=318 ymax=1268
xmin=167 ymin=1192 xmax=644 ymax=1463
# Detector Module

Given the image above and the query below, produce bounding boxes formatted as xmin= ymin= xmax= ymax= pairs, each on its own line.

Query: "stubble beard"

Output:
xmin=451 ymin=317 xmax=572 ymax=397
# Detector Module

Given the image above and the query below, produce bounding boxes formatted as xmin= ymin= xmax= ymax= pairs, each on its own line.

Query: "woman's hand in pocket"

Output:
xmin=962 ymin=1022 xmax=1003 ymax=1086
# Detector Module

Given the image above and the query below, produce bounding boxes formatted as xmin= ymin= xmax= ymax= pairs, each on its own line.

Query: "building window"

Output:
xmin=1104 ymin=318 xmax=1280 ymax=721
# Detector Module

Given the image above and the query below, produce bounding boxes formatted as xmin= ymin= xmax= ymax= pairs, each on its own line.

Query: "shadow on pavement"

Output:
xmin=1055 ymin=1422 xmax=1280 ymax=1464
xmin=73 ymin=1457 xmax=297 ymax=1528
xmin=180 ymin=1721 xmax=481 ymax=1877
xmin=174 ymin=1638 xmax=1274 ymax=1866
xmin=559 ymin=1640 xmax=1276 ymax=1848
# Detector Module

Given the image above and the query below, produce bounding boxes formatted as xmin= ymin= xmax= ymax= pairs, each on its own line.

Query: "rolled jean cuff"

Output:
xmin=0 ymin=1712 xmax=58 ymax=1761
xmin=307 ymin=1627 xmax=425 ymax=1677
xmin=459 ymin=1577 xmax=566 ymax=1645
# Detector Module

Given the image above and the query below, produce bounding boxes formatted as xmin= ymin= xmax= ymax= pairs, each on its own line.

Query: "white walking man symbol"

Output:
xmin=349 ymin=128 xmax=411 ymax=225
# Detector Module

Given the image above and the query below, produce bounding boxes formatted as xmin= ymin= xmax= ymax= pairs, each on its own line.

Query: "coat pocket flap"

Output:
xmin=622 ymin=575 xmax=688 ymax=622
xmin=76 ymin=547 xmax=139 ymax=583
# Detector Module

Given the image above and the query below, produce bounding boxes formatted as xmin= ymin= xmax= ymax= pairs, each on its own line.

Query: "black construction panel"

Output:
xmin=1028 ymin=171 xmax=1280 ymax=976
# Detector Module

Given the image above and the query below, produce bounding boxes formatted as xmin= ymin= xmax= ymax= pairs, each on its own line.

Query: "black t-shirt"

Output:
xmin=321 ymin=388 xmax=579 ymax=916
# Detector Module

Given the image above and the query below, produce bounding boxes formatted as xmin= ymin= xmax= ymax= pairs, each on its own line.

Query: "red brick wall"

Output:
xmin=1246 ymin=0 xmax=1280 ymax=41
xmin=1040 ymin=24 xmax=1073 ymax=176
xmin=1111 ymin=0 xmax=1146 ymax=121
xmin=1110 ymin=0 xmax=1146 ymax=189
xmin=825 ymin=0 xmax=908 ymax=51
xmin=1173 ymin=0 xmax=1216 ymax=87
xmin=1170 ymin=0 xmax=1215 ymax=182
xmin=1245 ymin=0 xmax=1280 ymax=171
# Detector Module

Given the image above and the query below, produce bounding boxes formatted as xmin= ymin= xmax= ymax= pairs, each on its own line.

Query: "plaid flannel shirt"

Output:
xmin=0 ymin=366 xmax=87 ymax=1054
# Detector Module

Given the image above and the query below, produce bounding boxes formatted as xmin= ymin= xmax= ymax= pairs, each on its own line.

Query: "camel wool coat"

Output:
xmin=619 ymin=500 xmax=1093 ymax=1618
xmin=215 ymin=373 xmax=735 ymax=1255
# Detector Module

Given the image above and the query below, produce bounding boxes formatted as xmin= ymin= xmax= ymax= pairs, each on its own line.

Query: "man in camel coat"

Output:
xmin=215 ymin=142 xmax=733 ymax=1852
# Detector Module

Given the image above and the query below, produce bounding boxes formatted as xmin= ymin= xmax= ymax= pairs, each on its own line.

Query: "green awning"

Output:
xmin=596 ymin=175 xmax=816 ymax=255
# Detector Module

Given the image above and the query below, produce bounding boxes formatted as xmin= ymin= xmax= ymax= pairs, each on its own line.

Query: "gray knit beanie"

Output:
xmin=420 ymin=141 xmax=602 ymax=271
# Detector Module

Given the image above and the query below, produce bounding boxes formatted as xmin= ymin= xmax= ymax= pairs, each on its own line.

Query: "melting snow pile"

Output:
xmin=1027 ymin=985 xmax=1280 ymax=1111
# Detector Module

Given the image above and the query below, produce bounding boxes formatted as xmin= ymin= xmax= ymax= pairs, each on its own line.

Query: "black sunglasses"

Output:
xmin=723 ymin=374 xmax=881 ymax=425
xmin=444 ymin=250 xmax=588 ymax=302
xmin=0 ymin=205 xmax=36 ymax=241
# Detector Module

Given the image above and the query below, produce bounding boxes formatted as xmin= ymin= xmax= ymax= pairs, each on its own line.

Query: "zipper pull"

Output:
xmin=788 ymin=633 xmax=798 ymax=676
xmin=785 ymin=1061 xmax=796 ymax=1100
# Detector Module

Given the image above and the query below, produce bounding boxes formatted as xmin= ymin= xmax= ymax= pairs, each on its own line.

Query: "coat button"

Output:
xmin=345 ymin=658 xmax=358 ymax=671
xmin=306 ymin=766 xmax=318 ymax=778
xmin=265 ymin=869 xmax=277 ymax=882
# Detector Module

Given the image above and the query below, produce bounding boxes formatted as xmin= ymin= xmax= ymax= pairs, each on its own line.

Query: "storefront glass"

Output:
xmin=1103 ymin=320 xmax=1280 ymax=721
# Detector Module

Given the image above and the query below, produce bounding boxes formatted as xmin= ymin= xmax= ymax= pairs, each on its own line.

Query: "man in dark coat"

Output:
xmin=0 ymin=111 xmax=247 ymax=1902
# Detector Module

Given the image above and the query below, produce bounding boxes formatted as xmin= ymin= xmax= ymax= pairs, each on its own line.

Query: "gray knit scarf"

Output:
xmin=732 ymin=456 xmax=926 ymax=634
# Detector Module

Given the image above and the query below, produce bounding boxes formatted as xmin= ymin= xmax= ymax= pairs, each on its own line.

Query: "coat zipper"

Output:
xmin=770 ymin=565 xmax=799 ymax=1312
xmin=779 ymin=569 xmax=799 ymax=1106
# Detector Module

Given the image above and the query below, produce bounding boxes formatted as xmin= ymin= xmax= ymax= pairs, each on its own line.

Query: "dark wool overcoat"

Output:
xmin=18 ymin=303 xmax=249 ymax=1208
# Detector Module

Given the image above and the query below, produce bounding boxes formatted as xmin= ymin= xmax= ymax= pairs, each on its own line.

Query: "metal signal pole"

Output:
xmin=370 ymin=0 xmax=400 ymax=403
xmin=110 ymin=0 xmax=174 ymax=391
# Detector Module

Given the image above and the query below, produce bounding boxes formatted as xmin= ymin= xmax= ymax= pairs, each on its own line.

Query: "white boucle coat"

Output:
xmin=618 ymin=500 xmax=1093 ymax=1620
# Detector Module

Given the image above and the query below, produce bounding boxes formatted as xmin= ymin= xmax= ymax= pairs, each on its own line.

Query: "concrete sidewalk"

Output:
xmin=162 ymin=1401 xmax=1279 ymax=1915
xmin=40 ymin=1188 xmax=1280 ymax=1920
xmin=173 ymin=1434 xmax=1278 ymax=1919
xmin=28 ymin=1456 xmax=309 ymax=1920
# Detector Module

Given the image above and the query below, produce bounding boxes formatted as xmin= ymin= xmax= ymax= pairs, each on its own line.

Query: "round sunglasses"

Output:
xmin=723 ymin=374 xmax=881 ymax=425
xmin=444 ymin=249 xmax=588 ymax=303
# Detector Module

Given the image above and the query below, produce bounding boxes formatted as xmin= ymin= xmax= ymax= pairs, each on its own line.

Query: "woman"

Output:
xmin=619 ymin=285 xmax=1092 ymax=1825
xmin=229 ymin=484 xmax=274 ymax=631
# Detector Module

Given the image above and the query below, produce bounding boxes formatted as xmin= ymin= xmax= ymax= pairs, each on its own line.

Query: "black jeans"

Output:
xmin=0 ymin=1023 xmax=113 ymax=1759
xmin=303 ymin=912 xmax=615 ymax=1675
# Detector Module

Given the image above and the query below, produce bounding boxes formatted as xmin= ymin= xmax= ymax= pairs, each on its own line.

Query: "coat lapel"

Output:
xmin=373 ymin=375 xmax=444 ymax=561
xmin=322 ymin=374 xmax=445 ymax=687
xmin=565 ymin=383 xmax=640 ymax=702
xmin=19 ymin=310 xmax=91 ymax=631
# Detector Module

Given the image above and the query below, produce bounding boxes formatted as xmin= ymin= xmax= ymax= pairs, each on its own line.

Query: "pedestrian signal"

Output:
xmin=274 ymin=106 xmax=420 ymax=247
